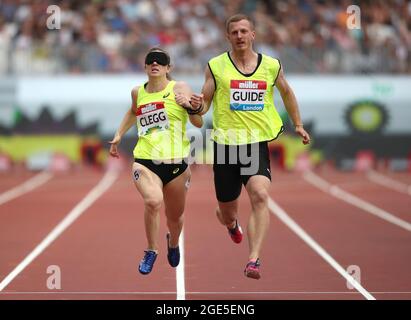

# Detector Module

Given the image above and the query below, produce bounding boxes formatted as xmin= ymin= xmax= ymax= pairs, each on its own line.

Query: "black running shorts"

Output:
xmin=134 ymin=159 xmax=188 ymax=186
xmin=213 ymin=141 xmax=271 ymax=202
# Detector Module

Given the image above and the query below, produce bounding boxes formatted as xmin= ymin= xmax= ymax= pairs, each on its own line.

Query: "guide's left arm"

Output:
xmin=275 ymin=69 xmax=310 ymax=145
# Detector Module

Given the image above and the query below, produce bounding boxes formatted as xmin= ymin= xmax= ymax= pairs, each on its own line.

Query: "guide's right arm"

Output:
xmin=108 ymin=87 xmax=139 ymax=158
xmin=190 ymin=65 xmax=215 ymax=116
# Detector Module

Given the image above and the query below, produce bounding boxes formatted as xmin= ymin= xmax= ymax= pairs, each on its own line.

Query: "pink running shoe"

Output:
xmin=244 ymin=258 xmax=261 ymax=279
xmin=227 ymin=220 xmax=243 ymax=244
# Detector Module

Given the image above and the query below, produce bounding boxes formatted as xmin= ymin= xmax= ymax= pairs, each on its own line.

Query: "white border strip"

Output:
xmin=0 ymin=171 xmax=53 ymax=206
xmin=367 ymin=170 xmax=411 ymax=196
xmin=304 ymin=171 xmax=411 ymax=232
xmin=0 ymin=170 xmax=118 ymax=291
xmin=176 ymin=229 xmax=186 ymax=300
xmin=268 ymin=198 xmax=376 ymax=300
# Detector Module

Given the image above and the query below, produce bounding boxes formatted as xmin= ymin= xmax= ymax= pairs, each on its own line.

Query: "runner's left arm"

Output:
xmin=175 ymin=81 xmax=203 ymax=128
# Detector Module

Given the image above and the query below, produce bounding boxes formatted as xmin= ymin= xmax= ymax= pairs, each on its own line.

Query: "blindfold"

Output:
xmin=145 ymin=52 xmax=170 ymax=66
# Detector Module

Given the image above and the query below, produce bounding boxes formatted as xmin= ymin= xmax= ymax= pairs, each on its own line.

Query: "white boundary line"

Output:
xmin=0 ymin=171 xmax=53 ymax=206
xmin=0 ymin=170 xmax=118 ymax=291
xmin=303 ymin=171 xmax=411 ymax=232
xmin=367 ymin=170 xmax=411 ymax=196
xmin=268 ymin=198 xmax=376 ymax=300
xmin=176 ymin=229 xmax=185 ymax=300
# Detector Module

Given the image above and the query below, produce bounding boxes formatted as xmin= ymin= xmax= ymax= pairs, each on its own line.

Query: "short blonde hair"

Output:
xmin=225 ymin=14 xmax=255 ymax=32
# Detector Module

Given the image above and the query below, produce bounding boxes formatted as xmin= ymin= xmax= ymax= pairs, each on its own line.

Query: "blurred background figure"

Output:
xmin=0 ymin=0 xmax=410 ymax=172
xmin=1 ymin=0 xmax=409 ymax=75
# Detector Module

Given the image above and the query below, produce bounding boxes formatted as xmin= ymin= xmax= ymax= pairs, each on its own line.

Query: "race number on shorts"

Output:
xmin=230 ymin=80 xmax=267 ymax=111
xmin=136 ymin=102 xmax=170 ymax=136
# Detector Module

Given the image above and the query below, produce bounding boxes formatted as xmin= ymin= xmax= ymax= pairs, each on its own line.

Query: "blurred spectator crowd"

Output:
xmin=0 ymin=0 xmax=410 ymax=75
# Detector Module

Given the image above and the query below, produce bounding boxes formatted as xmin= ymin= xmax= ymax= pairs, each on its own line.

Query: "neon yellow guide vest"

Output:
xmin=133 ymin=80 xmax=190 ymax=160
xmin=208 ymin=52 xmax=283 ymax=145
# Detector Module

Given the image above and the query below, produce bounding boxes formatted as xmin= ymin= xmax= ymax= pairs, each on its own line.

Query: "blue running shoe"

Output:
xmin=166 ymin=233 xmax=180 ymax=268
xmin=138 ymin=250 xmax=158 ymax=275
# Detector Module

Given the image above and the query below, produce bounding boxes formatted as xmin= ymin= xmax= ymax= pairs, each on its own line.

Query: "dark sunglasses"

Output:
xmin=145 ymin=52 xmax=170 ymax=66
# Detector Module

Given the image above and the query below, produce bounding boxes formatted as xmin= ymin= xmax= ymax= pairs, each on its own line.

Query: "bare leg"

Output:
xmin=216 ymin=199 xmax=239 ymax=229
xmin=245 ymin=175 xmax=271 ymax=260
xmin=132 ymin=162 xmax=163 ymax=252
xmin=163 ymin=168 xmax=191 ymax=247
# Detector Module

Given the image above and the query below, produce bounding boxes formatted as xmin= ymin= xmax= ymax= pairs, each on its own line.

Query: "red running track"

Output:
xmin=0 ymin=165 xmax=410 ymax=300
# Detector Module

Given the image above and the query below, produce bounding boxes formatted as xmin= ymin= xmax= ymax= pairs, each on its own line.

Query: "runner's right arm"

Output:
xmin=109 ymin=87 xmax=139 ymax=158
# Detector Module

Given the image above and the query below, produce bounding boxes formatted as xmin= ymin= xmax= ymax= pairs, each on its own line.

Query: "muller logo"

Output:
xmin=231 ymin=80 xmax=267 ymax=90
xmin=239 ymin=81 xmax=259 ymax=89
xmin=141 ymin=103 xmax=158 ymax=114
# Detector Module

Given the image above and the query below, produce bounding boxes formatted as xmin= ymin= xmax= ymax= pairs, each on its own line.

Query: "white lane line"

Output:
xmin=268 ymin=198 xmax=376 ymax=300
xmin=0 ymin=171 xmax=53 ymax=206
xmin=176 ymin=229 xmax=186 ymax=300
xmin=304 ymin=171 xmax=411 ymax=232
xmin=0 ymin=170 xmax=118 ymax=291
xmin=367 ymin=170 xmax=411 ymax=196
